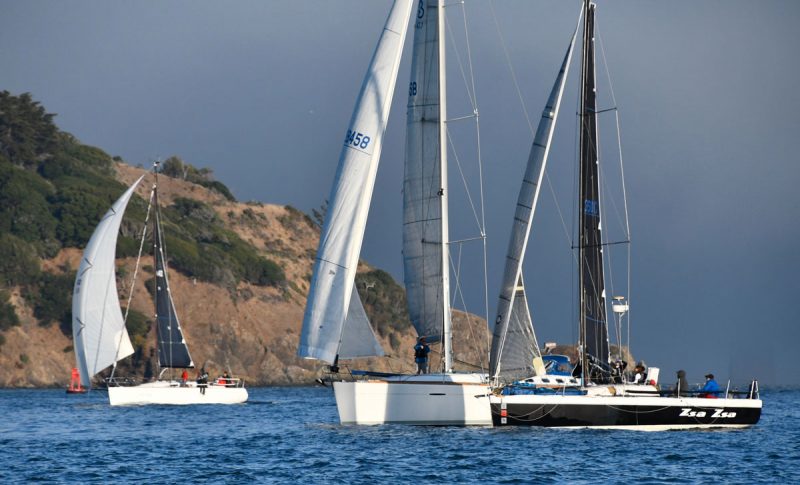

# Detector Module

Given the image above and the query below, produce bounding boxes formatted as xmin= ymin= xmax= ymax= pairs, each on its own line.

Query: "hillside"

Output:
xmin=0 ymin=91 xmax=490 ymax=387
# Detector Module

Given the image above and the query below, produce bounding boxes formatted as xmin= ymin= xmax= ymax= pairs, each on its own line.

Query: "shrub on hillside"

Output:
xmin=27 ymin=271 xmax=74 ymax=335
xmin=0 ymin=290 xmax=20 ymax=331
xmin=0 ymin=233 xmax=41 ymax=286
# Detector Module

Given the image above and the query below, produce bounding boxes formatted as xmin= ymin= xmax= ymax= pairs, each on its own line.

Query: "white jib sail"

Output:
xmin=72 ymin=175 xmax=144 ymax=387
xmin=490 ymin=19 xmax=580 ymax=381
xmin=338 ymin=284 xmax=385 ymax=359
xmin=402 ymin=0 xmax=450 ymax=345
xmin=299 ymin=0 xmax=413 ymax=364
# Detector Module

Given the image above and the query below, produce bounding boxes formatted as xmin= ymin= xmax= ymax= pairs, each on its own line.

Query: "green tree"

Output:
xmin=0 ymin=91 xmax=58 ymax=168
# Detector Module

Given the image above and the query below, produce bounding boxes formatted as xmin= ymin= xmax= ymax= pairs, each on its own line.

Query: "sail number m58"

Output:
xmin=345 ymin=129 xmax=371 ymax=150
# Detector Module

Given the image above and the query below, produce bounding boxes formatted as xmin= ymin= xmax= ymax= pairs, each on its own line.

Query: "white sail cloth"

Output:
xmin=299 ymin=0 xmax=412 ymax=364
xmin=72 ymin=175 xmax=144 ymax=387
xmin=403 ymin=0 xmax=450 ymax=343
xmin=490 ymin=24 xmax=579 ymax=381
xmin=338 ymin=284 xmax=385 ymax=359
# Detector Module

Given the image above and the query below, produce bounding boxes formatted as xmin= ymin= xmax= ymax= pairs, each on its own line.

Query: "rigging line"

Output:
xmin=444 ymin=7 xmax=476 ymax=110
xmin=448 ymin=242 xmax=487 ymax=373
xmin=597 ymin=21 xmax=633 ymax=350
xmin=446 ymin=129 xmax=482 ymax=233
xmin=460 ymin=1 xmax=490 ymax=342
xmin=489 ymin=0 xmax=534 ymax=134
xmin=452 ymin=0 xmax=490 ymax=347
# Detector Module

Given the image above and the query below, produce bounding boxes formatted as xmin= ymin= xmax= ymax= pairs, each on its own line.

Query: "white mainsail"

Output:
xmin=298 ymin=0 xmax=413 ymax=364
xmin=490 ymin=20 xmax=580 ymax=381
xmin=402 ymin=0 xmax=451 ymax=360
xmin=72 ymin=175 xmax=144 ymax=387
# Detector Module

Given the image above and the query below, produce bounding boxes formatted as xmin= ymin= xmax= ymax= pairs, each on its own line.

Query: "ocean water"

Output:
xmin=0 ymin=386 xmax=797 ymax=484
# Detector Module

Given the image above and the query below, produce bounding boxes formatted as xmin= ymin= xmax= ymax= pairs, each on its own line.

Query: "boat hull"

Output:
xmin=107 ymin=381 xmax=248 ymax=406
xmin=333 ymin=373 xmax=492 ymax=425
xmin=490 ymin=394 xmax=762 ymax=430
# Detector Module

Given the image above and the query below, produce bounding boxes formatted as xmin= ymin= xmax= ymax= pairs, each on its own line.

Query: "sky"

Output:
xmin=1 ymin=0 xmax=798 ymax=387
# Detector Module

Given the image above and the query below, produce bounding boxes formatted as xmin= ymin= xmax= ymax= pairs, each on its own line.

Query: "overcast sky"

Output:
xmin=2 ymin=0 xmax=798 ymax=386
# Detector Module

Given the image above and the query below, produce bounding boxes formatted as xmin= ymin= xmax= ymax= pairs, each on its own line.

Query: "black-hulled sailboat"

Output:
xmin=72 ymin=163 xmax=247 ymax=405
xmin=487 ymin=1 xmax=761 ymax=429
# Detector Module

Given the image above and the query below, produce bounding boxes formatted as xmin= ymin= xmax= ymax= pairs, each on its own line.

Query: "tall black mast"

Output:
xmin=578 ymin=1 xmax=610 ymax=383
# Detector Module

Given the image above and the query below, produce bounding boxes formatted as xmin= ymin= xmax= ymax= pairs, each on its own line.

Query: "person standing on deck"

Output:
xmin=414 ymin=337 xmax=430 ymax=375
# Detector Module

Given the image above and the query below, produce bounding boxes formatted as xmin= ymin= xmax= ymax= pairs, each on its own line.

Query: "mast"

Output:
xmin=578 ymin=1 xmax=610 ymax=383
xmin=437 ymin=0 xmax=452 ymax=374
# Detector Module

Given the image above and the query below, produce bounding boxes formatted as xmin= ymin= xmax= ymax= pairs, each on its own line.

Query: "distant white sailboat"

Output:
xmin=298 ymin=0 xmax=491 ymax=426
xmin=72 ymin=164 xmax=247 ymax=406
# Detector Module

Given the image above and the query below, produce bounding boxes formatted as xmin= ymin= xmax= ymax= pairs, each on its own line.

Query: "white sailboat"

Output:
xmin=487 ymin=1 xmax=761 ymax=429
xmin=298 ymin=0 xmax=491 ymax=426
xmin=72 ymin=166 xmax=248 ymax=406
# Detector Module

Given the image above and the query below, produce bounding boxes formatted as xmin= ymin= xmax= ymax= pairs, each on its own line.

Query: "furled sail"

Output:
xmin=489 ymin=23 xmax=579 ymax=382
xmin=578 ymin=2 xmax=611 ymax=380
xmin=338 ymin=284 xmax=385 ymax=359
xmin=402 ymin=0 xmax=450 ymax=344
xmin=153 ymin=187 xmax=193 ymax=369
xmin=72 ymin=176 xmax=144 ymax=387
xmin=299 ymin=0 xmax=413 ymax=364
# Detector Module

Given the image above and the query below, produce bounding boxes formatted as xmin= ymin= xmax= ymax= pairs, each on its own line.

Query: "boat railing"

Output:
xmin=660 ymin=380 xmax=760 ymax=399
xmin=210 ymin=377 xmax=245 ymax=388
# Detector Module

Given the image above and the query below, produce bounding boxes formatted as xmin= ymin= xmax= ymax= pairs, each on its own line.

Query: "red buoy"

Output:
xmin=66 ymin=367 xmax=88 ymax=394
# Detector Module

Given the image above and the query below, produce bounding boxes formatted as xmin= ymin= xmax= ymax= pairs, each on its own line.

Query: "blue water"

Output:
xmin=0 ymin=387 xmax=797 ymax=484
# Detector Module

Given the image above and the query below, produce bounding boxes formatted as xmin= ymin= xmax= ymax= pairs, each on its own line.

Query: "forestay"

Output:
xmin=299 ymin=0 xmax=413 ymax=364
xmin=72 ymin=176 xmax=144 ymax=387
xmin=489 ymin=21 xmax=579 ymax=382
xmin=403 ymin=0 xmax=450 ymax=344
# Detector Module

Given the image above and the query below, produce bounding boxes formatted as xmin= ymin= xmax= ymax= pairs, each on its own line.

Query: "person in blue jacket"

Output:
xmin=414 ymin=337 xmax=430 ymax=374
xmin=701 ymin=373 xmax=721 ymax=398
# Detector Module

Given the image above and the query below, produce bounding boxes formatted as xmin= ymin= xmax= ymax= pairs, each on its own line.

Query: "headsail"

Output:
xmin=299 ymin=0 xmax=413 ymax=364
xmin=338 ymin=284 xmax=385 ymax=359
xmin=578 ymin=2 xmax=611 ymax=380
xmin=72 ymin=176 xmax=144 ymax=387
xmin=489 ymin=20 xmax=580 ymax=382
xmin=402 ymin=0 xmax=450 ymax=348
xmin=153 ymin=183 xmax=193 ymax=369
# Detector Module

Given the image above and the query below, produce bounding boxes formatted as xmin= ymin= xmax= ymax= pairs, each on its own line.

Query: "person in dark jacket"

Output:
xmin=700 ymin=373 xmax=721 ymax=398
xmin=414 ymin=337 xmax=430 ymax=374
xmin=674 ymin=369 xmax=689 ymax=396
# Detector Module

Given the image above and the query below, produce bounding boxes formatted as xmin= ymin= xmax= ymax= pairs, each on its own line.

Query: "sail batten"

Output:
xmin=72 ymin=176 xmax=144 ymax=387
xmin=299 ymin=0 xmax=413 ymax=364
xmin=489 ymin=18 xmax=580 ymax=382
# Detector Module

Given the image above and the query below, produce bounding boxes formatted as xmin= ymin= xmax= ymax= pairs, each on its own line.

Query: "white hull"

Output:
xmin=333 ymin=373 xmax=492 ymax=425
xmin=108 ymin=381 xmax=248 ymax=406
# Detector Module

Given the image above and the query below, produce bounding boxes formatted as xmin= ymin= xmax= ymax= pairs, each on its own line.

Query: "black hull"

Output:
xmin=491 ymin=401 xmax=761 ymax=428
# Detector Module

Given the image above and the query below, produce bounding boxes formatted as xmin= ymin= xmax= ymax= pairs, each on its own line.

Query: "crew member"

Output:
xmin=414 ymin=337 xmax=430 ymax=375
